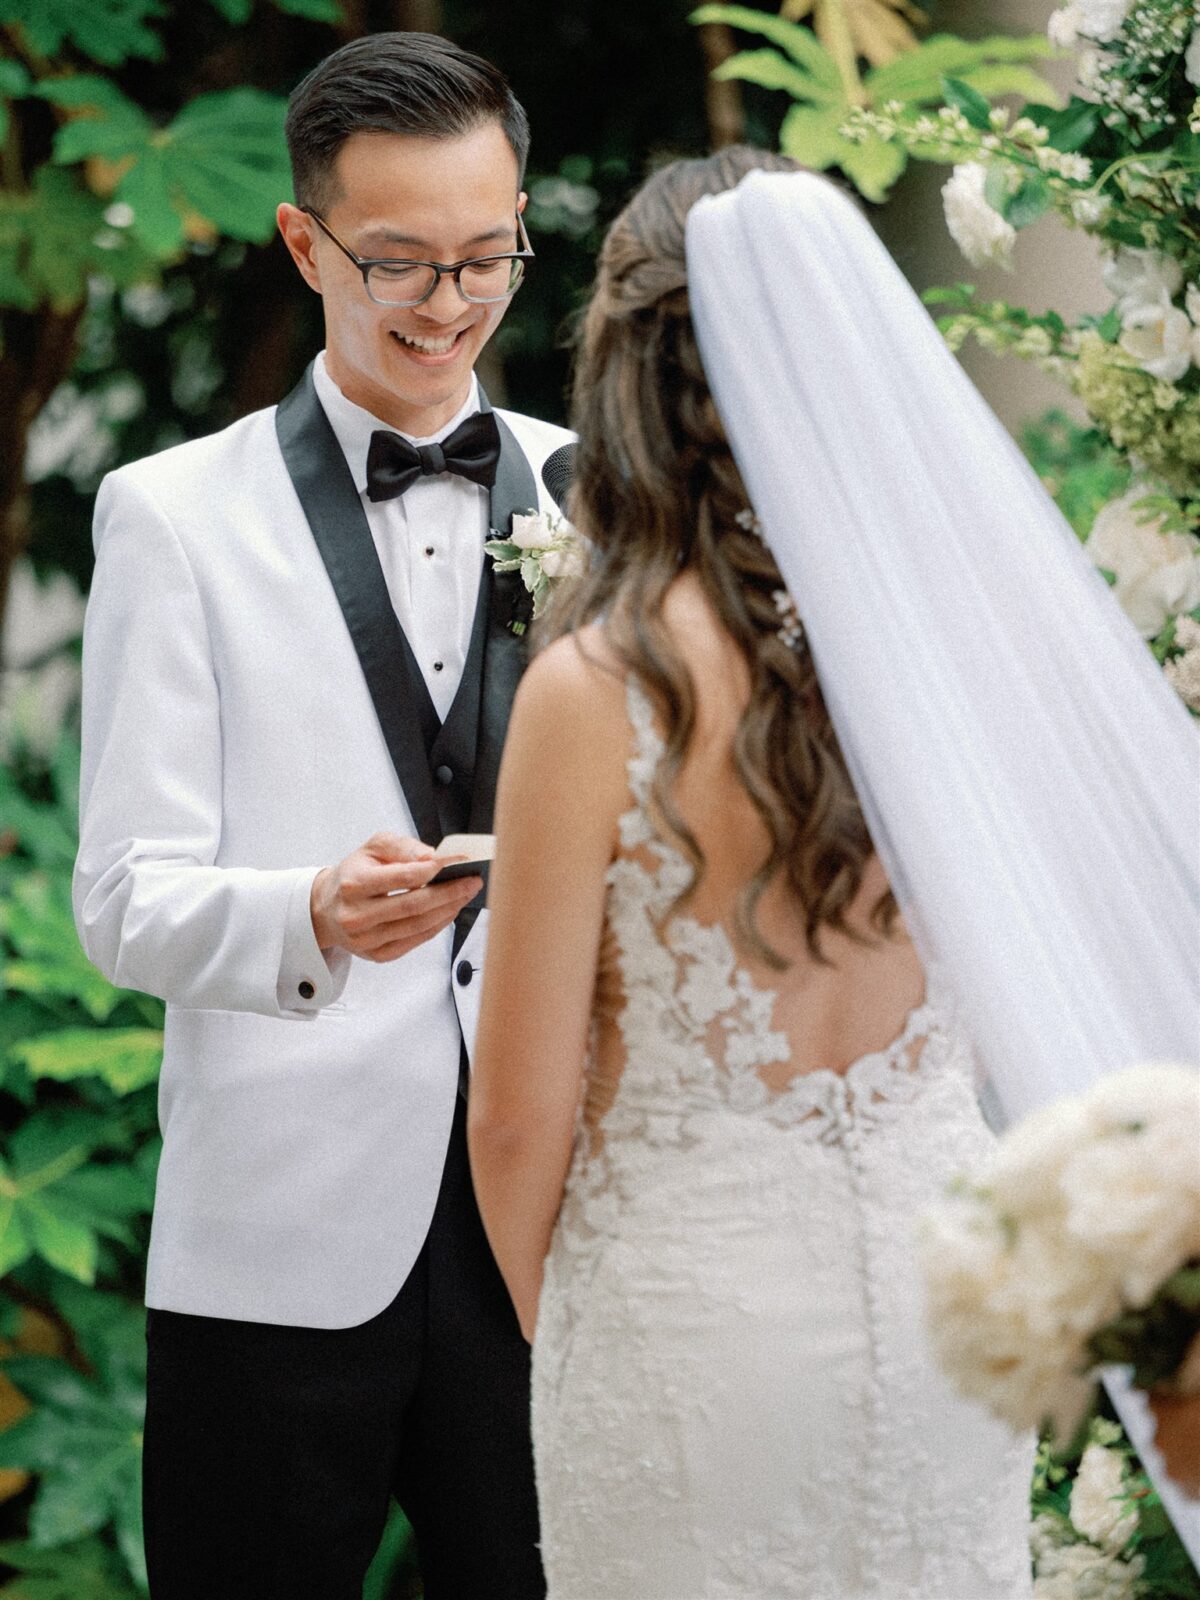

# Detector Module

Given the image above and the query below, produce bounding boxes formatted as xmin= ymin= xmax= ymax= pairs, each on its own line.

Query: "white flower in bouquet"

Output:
xmin=1059 ymin=1065 xmax=1200 ymax=1303
xmin=941 ymin=163 xmax=1015 ymax=269
xmin=1186 ymin=25 xmax=1200 ymax=87
xmin=1086 ymin=485 xmax=1200 ymax=637
xmin=1102 ymin=247 xmax=1183 ymax=316
xmin=921 ymin=1063 xmax=1200 ymax=1441
xmin=1118 ymin=299 xmax=1194 ymax=383
xmin=1069 ymin=1443 xmax=1139 ymax=1553
xmin=1032 ymin=1540 xmax=1144 ymax=1600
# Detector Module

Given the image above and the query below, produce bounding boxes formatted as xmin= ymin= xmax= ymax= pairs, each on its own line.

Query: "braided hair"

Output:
xmin=547 ymin=147 xmax=894 ymax=967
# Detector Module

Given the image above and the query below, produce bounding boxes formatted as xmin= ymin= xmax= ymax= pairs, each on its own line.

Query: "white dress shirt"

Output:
xmin=312 ymin=351 xmax=488 ymax=721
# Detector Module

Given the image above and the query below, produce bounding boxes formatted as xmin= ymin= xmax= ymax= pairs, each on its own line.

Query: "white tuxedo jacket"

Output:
xmin=73 ymin=365 xmax=572 ymax=1327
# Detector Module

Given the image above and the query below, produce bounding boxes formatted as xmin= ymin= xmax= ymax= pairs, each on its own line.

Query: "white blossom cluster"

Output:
xmin=1087 ymin=482 xmax=1200 ymax=636
xmin=1164 ymin=614 xmax=1200 ymax=708
xmin=920 ymin=1063 xmax=1200 ymax=1440
xmin=1103 ymin=247 xmax=1200 ymax=383
xmin=1053 ymin=0 xmax=1200 ymax=134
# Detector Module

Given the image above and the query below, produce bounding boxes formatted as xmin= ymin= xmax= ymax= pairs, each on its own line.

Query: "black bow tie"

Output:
xmin=365 ymin=411 xmax=501 ymax=503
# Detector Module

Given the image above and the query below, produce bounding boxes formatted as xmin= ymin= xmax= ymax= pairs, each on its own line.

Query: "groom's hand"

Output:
xmin=310 ymin=833 xmax=482 ymax=963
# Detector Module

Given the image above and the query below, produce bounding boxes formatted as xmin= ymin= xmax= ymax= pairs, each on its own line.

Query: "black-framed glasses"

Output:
xmin=301 ymin=207 xmax=534 ymax=307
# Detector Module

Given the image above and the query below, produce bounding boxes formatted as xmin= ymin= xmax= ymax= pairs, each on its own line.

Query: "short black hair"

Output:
xmin=286 ymin=32 xmax=531 ymax=210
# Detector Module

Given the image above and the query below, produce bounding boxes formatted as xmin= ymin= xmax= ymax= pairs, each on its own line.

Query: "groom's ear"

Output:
xmin=277 ymin=203 xmax=323 ymax=295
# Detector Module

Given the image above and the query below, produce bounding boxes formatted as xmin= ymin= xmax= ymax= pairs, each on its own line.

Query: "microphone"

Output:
xmin=541 ymin=442 xmax=576 ymax=511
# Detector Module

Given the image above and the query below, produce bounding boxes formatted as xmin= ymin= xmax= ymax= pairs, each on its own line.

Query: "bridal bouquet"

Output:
xmin=920 ymin=1063 xmax=1200 ymax=1443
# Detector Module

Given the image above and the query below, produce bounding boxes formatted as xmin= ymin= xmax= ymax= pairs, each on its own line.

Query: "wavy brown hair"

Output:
xmin=547 ymin=147 xmax=894 ymax=968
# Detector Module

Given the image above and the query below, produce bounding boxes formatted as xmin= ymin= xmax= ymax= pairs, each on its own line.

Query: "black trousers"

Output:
xmin=142 ymin=1096 xmax=545 ymax=1600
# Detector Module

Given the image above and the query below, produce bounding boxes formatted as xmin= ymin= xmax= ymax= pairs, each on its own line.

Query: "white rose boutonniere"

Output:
xmin=485 ymin=508 xmax=583 ymax=635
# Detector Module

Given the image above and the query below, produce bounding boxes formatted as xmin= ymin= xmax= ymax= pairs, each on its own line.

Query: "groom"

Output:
xmin=73 ymin=32 xmax=569 ymax=1599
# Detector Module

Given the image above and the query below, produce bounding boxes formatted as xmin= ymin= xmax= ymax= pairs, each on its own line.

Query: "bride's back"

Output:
xmin=586 ymin=573 xmax=928 ymax=1123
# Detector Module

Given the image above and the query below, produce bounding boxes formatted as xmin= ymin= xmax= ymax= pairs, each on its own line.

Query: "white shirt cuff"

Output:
xmin=277 ymin=869 xmax=351 ymax=1015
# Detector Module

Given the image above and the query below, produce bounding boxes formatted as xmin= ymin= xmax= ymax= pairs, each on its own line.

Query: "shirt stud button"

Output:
xmin=298 ymin=980 xmax=315 ymax=1000
xmin=425 ymin=546 xmax=434 ymax=557
xmin=433 ymin=661 xmax=444 ymax=672
xmin=435 ymin=765 xmax=453 ymax=786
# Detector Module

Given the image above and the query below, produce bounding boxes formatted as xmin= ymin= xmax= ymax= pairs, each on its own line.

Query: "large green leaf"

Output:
xmin=0 ymin=1537 xmax=140 ymax=1600
xmin=0 ymin=1110 xmax=130 ymax=1284
xmin=1 ymin=877 xmax=124 ymax=1025
xmin=0 ymin=1352 xmax=143 ymax=1584
xmin=47 ymin=86 xmax=291 ymax=251
xmin=692 ymin=4 xmax=843 ymax=91
xmin=0 ymin=166 xmax=156 ymax=312
xmin=8 ymin=1030 xmax=162 ymax=1095
xmin=0 ymin=0 xmax=165 ymax=65
xmin=835 ymin=126 xmax=907 ymax=201
xmin=272 ymin=0 xmax=341 ymax=16
xmin=866 ymin=31 xmax=1055 ymax=102
xmin=0 ymin=1291 xmax=146 ymax=1588
xmin=0 ymin=60 xmax=30 ymax=146
xmin=714 ymin=47 xmax=836 ymax=105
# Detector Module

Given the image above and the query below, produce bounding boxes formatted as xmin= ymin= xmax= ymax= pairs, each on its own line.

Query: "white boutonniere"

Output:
xmin=485 ymin=509 xmax=583 ymax=635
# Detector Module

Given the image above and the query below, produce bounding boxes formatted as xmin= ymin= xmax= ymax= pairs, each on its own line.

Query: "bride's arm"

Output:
xmin=468 ymin=633 xmax=628 ymax=1342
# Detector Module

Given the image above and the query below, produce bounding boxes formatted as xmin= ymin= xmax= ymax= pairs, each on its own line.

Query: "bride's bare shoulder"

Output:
xmin=510 ymin=624 xmax=628 ymax=742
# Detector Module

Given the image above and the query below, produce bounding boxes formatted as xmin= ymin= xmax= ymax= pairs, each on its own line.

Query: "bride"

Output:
xmin=467 ymin=148 xmax=1197 ymax=1598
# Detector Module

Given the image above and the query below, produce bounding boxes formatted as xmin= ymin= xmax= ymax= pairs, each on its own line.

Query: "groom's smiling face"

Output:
xmin=280 ymin=121 xmax=526 ymax=436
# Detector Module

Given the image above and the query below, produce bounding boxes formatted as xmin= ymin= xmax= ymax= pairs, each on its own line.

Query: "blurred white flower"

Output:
xmin=1048 ymin=0 xmax=1131 ymax=45
xmin=1102 ymin=247 xmax=1184 ymax=315
xmin=1164 ymin=614 xmax=1200 ymax=711
xmin=1033 ymin=1540 xmax=1144 ymax=1600
xmin=1087 ymin=487 xmax=1200 ymax=636
xmin=1071 ymin=192 xmax=1112 ymax=227
xmin=1118 ymin=300 xmax=1194 ymax=382
xmin=941 ymin=163 xmax=1016 ymax=269
xmin=1186 ymin=26 xmax=1200 ymax=87
xmin=0 ymin=561 xmax=85 ymax=761
xmin=921 ymin=1063 xmax=1200 ymax=1441
xmin=1070 ymin=1443 xmax=1139 ymax=1552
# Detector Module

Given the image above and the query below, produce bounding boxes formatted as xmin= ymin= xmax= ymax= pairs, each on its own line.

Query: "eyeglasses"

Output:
xmin=301 ymin=207 xmax=534 ymax=307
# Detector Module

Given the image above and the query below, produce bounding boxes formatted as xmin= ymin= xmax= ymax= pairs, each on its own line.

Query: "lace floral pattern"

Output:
xmin=531 ymin=676 xmax=1036 ymax=1599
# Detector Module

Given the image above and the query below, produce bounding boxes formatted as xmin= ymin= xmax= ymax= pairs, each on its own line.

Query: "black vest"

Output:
xmin=274 ymin=363 xmax=537 ymax=953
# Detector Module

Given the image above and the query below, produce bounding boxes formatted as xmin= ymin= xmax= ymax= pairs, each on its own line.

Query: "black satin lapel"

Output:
xmin=467 ymin=408 xmax=539 ymax=837
xmin=275 ymin=366 xmax=442 ymax=845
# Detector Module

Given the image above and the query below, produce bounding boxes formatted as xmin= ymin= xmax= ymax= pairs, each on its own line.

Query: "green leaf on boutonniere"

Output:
xmin=483 ymin=540 xmax=522 ymax=563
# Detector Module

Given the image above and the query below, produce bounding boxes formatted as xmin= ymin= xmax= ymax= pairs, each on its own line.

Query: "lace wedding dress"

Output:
xmin=531 ymin=678 xmax=1035 ymax=1599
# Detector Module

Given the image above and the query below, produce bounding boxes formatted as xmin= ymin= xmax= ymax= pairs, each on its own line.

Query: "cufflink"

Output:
xmin=298 ymin=980 xmax=316 ymax=1000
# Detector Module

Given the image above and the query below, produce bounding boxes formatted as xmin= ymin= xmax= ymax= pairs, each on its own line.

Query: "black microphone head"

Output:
xmin=541 ymin=442 xmax=576 ymax=511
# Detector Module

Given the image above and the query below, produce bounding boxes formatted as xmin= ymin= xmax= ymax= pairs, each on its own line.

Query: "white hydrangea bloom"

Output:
xmin=1186 ymin=25 xmax=1200 ymax=86
xmin=941 ymin=163 xmax=1016 ymax=268
xmin=1070 ymin=1443 xmax=1139 ymax=1553
xmin=1033 ymin=1541 xmax=1144 ymax=1600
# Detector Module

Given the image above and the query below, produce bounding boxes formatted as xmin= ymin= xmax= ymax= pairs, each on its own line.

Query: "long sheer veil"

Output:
xmin=685 ymin=171 xmax=1199 ymax=1125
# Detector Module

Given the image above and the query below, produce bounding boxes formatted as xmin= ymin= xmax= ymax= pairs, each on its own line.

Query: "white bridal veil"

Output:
xmin=686 ymin=171 xmax=1199 ymax=1125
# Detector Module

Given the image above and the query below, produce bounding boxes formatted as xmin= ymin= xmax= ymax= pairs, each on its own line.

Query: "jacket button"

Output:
xmin=435 ymin=765 xmax=453 ymax=786
xmin=456 ymin=960 xmax=473 ymax=987
xmin=298 ymin=980 xmax=315 ymax=999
